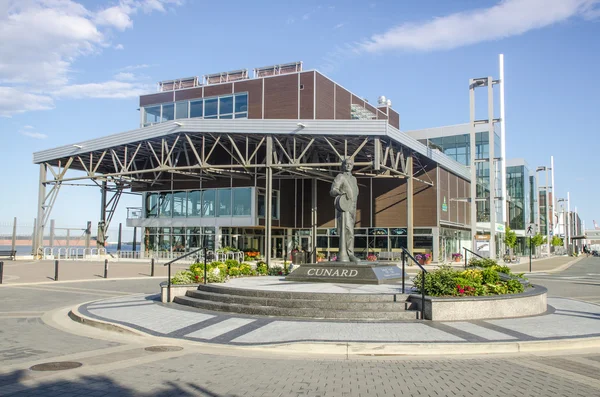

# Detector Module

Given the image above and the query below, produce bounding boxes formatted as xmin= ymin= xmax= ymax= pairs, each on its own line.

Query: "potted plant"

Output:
xmin=316 ymin=252 xmax=326 ymax=262
xmin=415 ymin=254 xmax=425 ymax=265
xmin=452 ymin=253 xmax=463 ymax=263
xmin=366 ymin=254 xmax=377 ymax=262
xmin=424 ymin=253 xmax=432 ymax=264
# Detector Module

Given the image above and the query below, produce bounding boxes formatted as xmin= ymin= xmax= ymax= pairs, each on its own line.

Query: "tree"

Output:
xmin=551 ymin=235 xmax=563 ymax=247
xmin=504 ymin=226 xmax=518 ymax=250
xmin=531 ymin=233 xmax=546 ymax=247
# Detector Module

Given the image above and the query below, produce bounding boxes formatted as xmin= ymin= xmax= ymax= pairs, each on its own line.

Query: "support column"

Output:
xmin=98 ymin=181 xmax=107 ymax=248
xmin=11 ymin=217 xmax=17 ymax=255
xmin=406 ymin=156 xmax=414 ymax=254
xmin=469 ymin=79 xmax=477 ymax=251
xmin=132 ymin=227 xmax=137 ymax=252
xmin=311 ymin=178 xmax=318 ymax=263
xmin=50 ymin=219 xmax=56 ymax=247
xmin=265 ymin=136 xmax=273 ymax=268
xmin=546 ymin=170 xmax=550 ymax=254
xmin=84 ymin=221 xmax=90 ymax=250
xmin=34 ymin=164 xmax=47 ymax=257
xmin=488 ymin=76 xmax=496 ymax=260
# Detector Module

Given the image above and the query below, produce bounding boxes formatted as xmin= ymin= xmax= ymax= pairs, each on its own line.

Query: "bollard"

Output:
xmin=104 ymin=259 xmax=108 ymax=279
xmin=0 ymin=261 xmax=3 ymax=284
xmin=151 ymin=258 xmax=155 ymax=277
xmin=54 ymin=260 xmax=59 ymax=281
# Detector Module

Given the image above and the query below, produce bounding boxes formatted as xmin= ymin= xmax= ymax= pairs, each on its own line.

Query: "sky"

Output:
xmin=1 ymin=0 xmax=600 ymax=238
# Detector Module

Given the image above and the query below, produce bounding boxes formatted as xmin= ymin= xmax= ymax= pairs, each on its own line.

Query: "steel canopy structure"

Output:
xmin=32 ymin=119 xmax=470 ymax=264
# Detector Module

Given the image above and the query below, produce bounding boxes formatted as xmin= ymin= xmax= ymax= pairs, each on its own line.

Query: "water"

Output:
xmin=1 ymin=244 xmax=137 ymax=255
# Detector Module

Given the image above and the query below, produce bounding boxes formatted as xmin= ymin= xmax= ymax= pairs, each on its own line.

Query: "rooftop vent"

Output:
xmin=254 ymin=61 xmax=303 ymax=78
xmin=158 ymin=77 xmax=200 ymax=92
xmin=203 ymin=69 xmax=249 ymax=85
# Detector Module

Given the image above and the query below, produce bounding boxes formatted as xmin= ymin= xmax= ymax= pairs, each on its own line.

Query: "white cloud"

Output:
xmin=302 ymin=13 xmax=310 ymax=20
xmin=119 ymin=64 xmax=151 ymax=71
xmin=114 ymin=43 xmax=124 ymax=50
xmin=359 ymin=0 xmax=600 ymax=52
xmin=52 ymin=80 xmax=151 ymax=99
xmin=114 ymin=72 xmax=136 ymax=81
xmin=20 ymin=129 xmax=48 ymax=139
xmin=0 ymin=0 xmax=181 ymax=117
xmin=0 ymin=87 xmax=54 ymax=117
xmin=334 ymin=23 xmax=344 ymax=29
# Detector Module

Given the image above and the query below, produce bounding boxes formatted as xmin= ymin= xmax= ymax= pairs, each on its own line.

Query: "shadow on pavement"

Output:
xmin=0 ymin=369 xmax=230 ymax=396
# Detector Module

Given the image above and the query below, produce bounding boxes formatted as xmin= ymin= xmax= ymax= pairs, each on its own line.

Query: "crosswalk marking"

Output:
xmin=185 ymin=318 xmax=255 ymax=340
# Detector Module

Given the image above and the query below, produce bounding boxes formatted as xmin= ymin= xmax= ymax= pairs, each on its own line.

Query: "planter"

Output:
xmin=409 ymin=285 xmax=547 ymax=321
xmin=453 ymin=258 xmax=462 ymax=263
xmin=425 ymin=258 xmax=432 ymax=264
xmin=418 ymin=259 xmax=426 ymax=266
xmin=160 ymin=282 xmax=200 ymax=303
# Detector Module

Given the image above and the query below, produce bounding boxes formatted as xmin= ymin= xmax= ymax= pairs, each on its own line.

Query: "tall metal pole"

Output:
xmin=567 ymin=192 xmax=571 ymax=252
xmin=50 ymin=219 xmax=56 ymax=248
xmin=545 ymin=169 xmax=550 ymax=255
xmin=132 ymin=227 xmax=137 ymax=252
xmin=488 ymin=76 xmax=496 ymax=260
xmin=84 ymin=221 xmax=91 ymax=250
xmin=499 ymin=54 xmax=507 ymax=226
xmin=407 ymin=156 xmax=414 ymax=254
xmin=551 ymin=156 xmax=556 ymax=237
xmin=99 ymin=181 xmax=107 ymax=249
xmin=11 ymin=217 xmax=17 ymax=255
xmin=31 ymin=218 xmax=37 ymax=256
xmin=265 ymin=136 xmax=273 ymax=268
xmin=469 ymin=79 xmax=477 ymax=252
xmin=35 ymin=164 xmax=47 ymax=258
xmin=117 ymin=223 xmax=122 ymax=254
xmin=311 ymin=178 xmax=318 ymax=263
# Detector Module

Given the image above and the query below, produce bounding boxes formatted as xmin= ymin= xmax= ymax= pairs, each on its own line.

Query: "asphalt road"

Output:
xmin=0 ymin=259 xmax=599 ymax=396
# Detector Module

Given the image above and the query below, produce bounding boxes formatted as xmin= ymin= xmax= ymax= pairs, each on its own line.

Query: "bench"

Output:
xmin=0 ymin=250 xmax=16 ymax=260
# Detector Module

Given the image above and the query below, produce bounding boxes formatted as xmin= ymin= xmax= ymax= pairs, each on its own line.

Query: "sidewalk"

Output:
xmin=0 ymin=255 xmax=582 ymax=284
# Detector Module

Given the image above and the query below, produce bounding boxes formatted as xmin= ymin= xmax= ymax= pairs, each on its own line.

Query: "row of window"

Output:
xmin=143 ymin=93 xmax=248 ymax=127
xmin=145 ymin=187 xmax=279 ymax=219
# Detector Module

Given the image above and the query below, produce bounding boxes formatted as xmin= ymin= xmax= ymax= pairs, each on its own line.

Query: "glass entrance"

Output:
xmin=271 ymin=236 xmax=284 ymax=259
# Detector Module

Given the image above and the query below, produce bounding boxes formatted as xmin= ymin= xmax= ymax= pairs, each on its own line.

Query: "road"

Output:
xmin=0 ymin=258 xmax=599 ymax=396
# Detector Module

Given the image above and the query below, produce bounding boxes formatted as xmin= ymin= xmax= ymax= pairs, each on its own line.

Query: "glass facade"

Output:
xmin=144 ymin=226 xmax=215 ymax=252
xmin=145 ymin=187 xmax=255 ymax=219
xmin=506 ymin=164 xmax=531 ymax=231
xmin=142 ymin=93 xmax=248 ymax=127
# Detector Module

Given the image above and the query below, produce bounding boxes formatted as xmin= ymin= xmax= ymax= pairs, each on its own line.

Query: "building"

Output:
xmin=505 ymin=159 xmax=532 ymax=254
xmin=32 ymin=62 xmax=473 ymax=264
xmin=406 ymin=122 xmax=505 ymax=258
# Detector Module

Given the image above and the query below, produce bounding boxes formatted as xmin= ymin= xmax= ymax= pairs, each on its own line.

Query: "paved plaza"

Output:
xmin=0 ymin=256 xmax=599 ymax=396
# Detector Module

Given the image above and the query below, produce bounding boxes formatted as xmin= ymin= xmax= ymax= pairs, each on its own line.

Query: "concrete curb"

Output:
xmin=69 ymin=302 xmax=600 ymax=356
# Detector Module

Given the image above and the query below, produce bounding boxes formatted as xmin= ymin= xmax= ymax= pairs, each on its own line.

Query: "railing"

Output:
xmin=400 ymin=247 xmax=428 ymax=321
xmin=42 ymin=247 xmax=107 ymax=260
xmin=463 ymin=247 xmax=484 ymax=268
xmin=164 ymin=247 xmax=206 ymax=302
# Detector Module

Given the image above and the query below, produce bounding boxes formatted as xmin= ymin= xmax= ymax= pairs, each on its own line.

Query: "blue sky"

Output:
xmin=1 ymin=0 xmax=599 ymax=237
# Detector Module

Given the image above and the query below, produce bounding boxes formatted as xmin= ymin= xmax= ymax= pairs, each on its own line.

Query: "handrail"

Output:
xmin=164 ymin=247 xmax=205 ymax=302
xmin=463 ymin=247 xmax=484 ymax=268
xmin=400 ymin=247 xmax=428 ymax=321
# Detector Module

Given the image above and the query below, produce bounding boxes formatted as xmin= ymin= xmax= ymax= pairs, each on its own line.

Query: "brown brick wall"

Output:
xmin=299 ymin=72 xmax=315 ymax=119
xmin=315 ymin=73 xmax=335 ymax=119
xmin=264 ymin=73 xmax=298 ymax=119
xmin=204 ymin=83 xmax=233 ymax=97
xmin=234 ymin=79 xmax=263 ymax=119
xmin=335 ymin=85 xmax=351 ymax=120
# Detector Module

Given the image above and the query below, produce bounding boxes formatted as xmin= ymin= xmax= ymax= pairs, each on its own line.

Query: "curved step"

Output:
xmin=173 ymin=295 xmax=420 ymax=320
xmin=185 ymin=289 xmax=411 ymax=310
xmin=196 ymin=283 xmax=405 ymax=302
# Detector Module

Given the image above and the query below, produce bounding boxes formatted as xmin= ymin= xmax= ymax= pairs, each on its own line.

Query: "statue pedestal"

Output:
xmin=285 ymin=261 xmax=406 ymax=285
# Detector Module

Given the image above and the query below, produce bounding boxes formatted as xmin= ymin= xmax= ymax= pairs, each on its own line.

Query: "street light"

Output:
xmin=536 ymin=166 xmax=551 ymax=256
xmin=557 ymin=197 xmax=569 ymax=252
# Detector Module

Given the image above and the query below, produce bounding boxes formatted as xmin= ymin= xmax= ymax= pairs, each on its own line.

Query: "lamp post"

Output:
xmin=536 ymin=166 xmax=551 ymax=256
xmin=557 ymin=197 xmax=569 ymax=252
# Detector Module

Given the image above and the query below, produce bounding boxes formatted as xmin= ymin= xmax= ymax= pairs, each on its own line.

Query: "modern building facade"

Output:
xmin=505 ymin=158 xmax=532 ymax=254
xmin=32 ymin=62 xmax=473 ymax=264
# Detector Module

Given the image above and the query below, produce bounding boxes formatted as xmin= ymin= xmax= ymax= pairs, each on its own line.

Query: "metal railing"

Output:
xmin=400 ymin=247 xmax=428 ymax=321
xmin=164 ymin=247 xmax=206 ymax=303
xmin=42 ymin=247 xmax=107 ymax=260
xmin=463 ymin=247 xmax=484 ymax=268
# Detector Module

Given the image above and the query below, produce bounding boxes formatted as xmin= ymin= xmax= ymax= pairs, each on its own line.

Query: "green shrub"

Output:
xmin=206 ymin=269 xmax=226 ymax=283
xmin=228 ymin=266 xmax=240 ymax=277
xmin=492 ymin=265 xmax=511 ymax=274
xmin=481 ymin=267 xmax=500 ymax=284
xmin=468 ymin=258 xmax=498 ymax=268
xmin=256 ymin=263 xmax=268 ymax=275
xmin=225 ymin=259 xmax=240 ymax=269
xmin=413 ymin=266 xmax=458 ymax=297
xmin=170 ymin=270 xmax=196 ymax=285
xmin=506 ymin=278 xmax=524 ymax=293
xmin=217 ymin=263 xmax=228 ymax=276
xmin=485 ymin=283 xmax=508 ymax=295
xmin=459 ymin=269 xmax=483 ymax=284
xmin=239 ymin=263 xmax=253 ymax=276
xmin=268 ymin=266 xmax=285 ymax=276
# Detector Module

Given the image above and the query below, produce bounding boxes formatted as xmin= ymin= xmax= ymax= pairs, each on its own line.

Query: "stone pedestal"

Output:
xmin=285 ymin=261 xmax=406 ymax=285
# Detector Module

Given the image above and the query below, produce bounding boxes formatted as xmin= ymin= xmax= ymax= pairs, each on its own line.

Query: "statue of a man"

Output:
xmin=330 ymin=157 xmax=359 ymax=262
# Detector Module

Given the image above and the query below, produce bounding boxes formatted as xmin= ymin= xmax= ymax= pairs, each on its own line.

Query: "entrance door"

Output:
xmin=271 ymin=236 xmax=284 ymax=259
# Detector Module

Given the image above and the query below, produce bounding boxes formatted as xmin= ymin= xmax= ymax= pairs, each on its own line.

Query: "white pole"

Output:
xmin=567 ymin=192 xmax=571 ymax=251
xmin=546 ymin=170 xmax=550 ymax=255
xmin=499 ymin=54 xmax=507 ymax=224
xmin=551 ymin=155 xmax=556 ymax=236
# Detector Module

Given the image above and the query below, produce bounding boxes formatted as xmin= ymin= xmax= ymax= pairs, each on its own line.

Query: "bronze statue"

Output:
xmin=330 ymin=157 xmax=359 ymax=262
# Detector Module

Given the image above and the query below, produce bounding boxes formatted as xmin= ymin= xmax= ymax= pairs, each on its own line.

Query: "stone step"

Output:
xmin=195 ymin=284 xmax=408 ymax=302
xmin=173 ymin=295 xmax=420 ymax=320
xmin=185 ymin=289 xmax=413 ymax=311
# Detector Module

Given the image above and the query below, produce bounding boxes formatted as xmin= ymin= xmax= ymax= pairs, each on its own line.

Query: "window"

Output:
xmin=175 ymin=102 xmax=188 ymax=119
xmin=146 ymin=193 xmax=158 ymax=217
xmin=187 ymin=190 xmax=201 ymax=217
xmin=219 ymin=114 xmax=233 ymax=119
xmin=190 ymin=100 xmax=203 ymax=118
xmin=219 ymin=96 xmax=233 ymax=117
xmin=144 ymin=106 xmax=161 ymax=126
xmin=234 ymin=93 xmax=248 ymax=112
xmin=205 ymin=98 xmax=218 ymax=118
xmin=233 ymin=188 xmax=252 ymax=216
xmin=161 ymin=103 xmax=174 ymax=121
xmin=158 ymin=192 xmax=172 ymax=217
xmin=201 ymin=190 xmax=215 ymax=217
xmin=234 ymin=112 xmax=248 ymax=119
xmin=218 ymin=189 xmax=231 ymax=216
xmin=172 ymin=191 xmax=187 ymax=217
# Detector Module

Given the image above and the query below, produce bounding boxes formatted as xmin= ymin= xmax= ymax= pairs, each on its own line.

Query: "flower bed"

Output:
xmin=170 ymin=260 xmax=289 ymax=285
